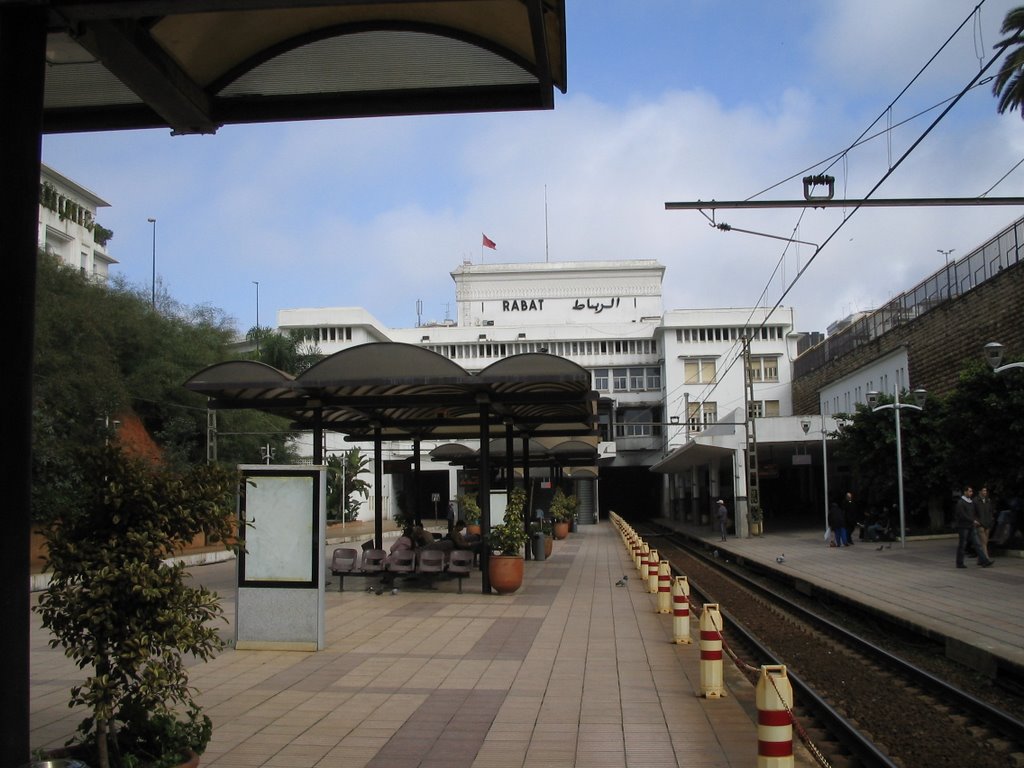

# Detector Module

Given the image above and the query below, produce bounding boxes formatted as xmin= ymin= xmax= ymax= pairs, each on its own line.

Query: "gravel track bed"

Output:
xmin=668 ymin=545 xmax=1021 ymax=768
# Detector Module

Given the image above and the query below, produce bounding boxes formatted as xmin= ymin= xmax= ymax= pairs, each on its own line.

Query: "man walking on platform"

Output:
xmin=842 ymin=491 xmax=860 ymax=542
xmin=975 ymin=486 xmax=995 ymax=560
xmin=955 ymin=486 xmax=994 ymax=569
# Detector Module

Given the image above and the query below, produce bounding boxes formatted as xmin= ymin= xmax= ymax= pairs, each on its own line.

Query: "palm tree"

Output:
xmin=246 ymin=326 xmax=322 ymax=374
xmin=993 ymin=7 xmax=1024 ymax=117
xmin=326 ymin=449 xmax=371 ymax=521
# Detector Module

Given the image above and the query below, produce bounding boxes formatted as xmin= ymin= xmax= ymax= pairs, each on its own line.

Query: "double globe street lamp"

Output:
xmin=984 ymin=342 xmax=1024 ymax=374
xmin=865 ymin=387 xmax=927 ymax=549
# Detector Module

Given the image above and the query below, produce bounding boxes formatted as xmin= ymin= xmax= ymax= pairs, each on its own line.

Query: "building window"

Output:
xmin=683 ymin=358 xmax=716 ymax=384
xmin=747 ymin=355 xmax=779 ymax=382
xmin=646 ymin=366 xmax=661 ymax=390
xmin=594 ymin=368 xmax=609 ymax=391
xmin=612 ymin=368 xmax=628 ymax=390
xmin=615 ymin=407 xmax=661 ymax=437
xmin=747 ymin=400 xmax=780 ymax=418
xmin=629 ymin=367 xmax=646 ymax=390
xmin=687 ymin=401 xmax=717 ymax=431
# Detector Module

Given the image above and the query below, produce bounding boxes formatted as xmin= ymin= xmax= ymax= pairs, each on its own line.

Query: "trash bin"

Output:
xmin=531 ymin=531 xmax=547 ymax=561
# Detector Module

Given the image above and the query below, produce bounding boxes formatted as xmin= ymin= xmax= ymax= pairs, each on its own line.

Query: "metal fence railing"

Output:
xmin=795 ymin=216 xmax=1024 ymax=377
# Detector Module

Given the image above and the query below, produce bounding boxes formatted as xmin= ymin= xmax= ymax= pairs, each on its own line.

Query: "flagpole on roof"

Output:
xmin=544 ymin=184 xmax=549 ymax=263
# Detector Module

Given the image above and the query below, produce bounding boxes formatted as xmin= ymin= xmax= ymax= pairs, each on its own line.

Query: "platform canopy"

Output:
xmin=429 ymin=435 xmax=598 ymax=468
xmin=34 ymin=0 xmax=567 ymax=134
xmin=185 ymin=343 xmax=598 ymax=440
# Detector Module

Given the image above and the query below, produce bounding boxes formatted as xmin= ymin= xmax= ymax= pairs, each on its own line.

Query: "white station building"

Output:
xmin=277 ymin=260 xmax=812 ymax=535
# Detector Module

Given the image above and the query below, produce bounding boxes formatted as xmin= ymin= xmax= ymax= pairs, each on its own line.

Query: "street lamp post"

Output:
xmin=937 ymin=248 xmax=954 ymax=298
xmin=866 ymin=387 xmax=926 ymax=549
xmin=984 ymin=342 xmax=1024 ymax=373
xmin=802 ymin=417 xmax=830 ymax=538
xmin=253 ymin=280 xmax=260 ymax=354
xmin=147 ymin=217 xmax=157 ymax=307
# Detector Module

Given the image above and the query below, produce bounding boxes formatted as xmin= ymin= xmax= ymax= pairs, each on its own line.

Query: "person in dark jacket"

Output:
xmin=955 ymin=486 xmax=993 ymax=569
xmin=828 ymin=501 xmax=848 ymax=547
xmin=974 ymin=486 xmax=996 ymax=560
xmin=842 ymin=491 xmax=861 ymax=542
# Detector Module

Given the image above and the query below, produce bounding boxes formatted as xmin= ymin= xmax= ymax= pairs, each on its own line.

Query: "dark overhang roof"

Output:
xmin=36 ymin=0 xmax=568 ymax=134
xmin=185 ymin=342 xmax=598 ymax=440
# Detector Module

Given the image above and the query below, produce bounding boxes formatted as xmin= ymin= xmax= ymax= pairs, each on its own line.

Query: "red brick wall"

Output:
xmin=793 ymin=260 xmax=1024 ymax=413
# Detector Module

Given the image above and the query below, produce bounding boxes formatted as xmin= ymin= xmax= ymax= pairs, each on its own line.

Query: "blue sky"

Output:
xmin=43 ymin=0 xmax=1024 ymax=336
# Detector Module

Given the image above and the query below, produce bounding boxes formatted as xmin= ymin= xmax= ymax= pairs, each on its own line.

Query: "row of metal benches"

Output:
xmin=329 ymin=546 xmax=476 ymax=593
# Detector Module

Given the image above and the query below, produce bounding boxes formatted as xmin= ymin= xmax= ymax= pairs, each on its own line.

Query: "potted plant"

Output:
xmin=549 ymin=488 xmax=576 ymax=539
xmin=487 ymin=487 xmax=529 ymax=594
xmin=459 ymin=492 xmax=482 ymax=535
xmin=35 ymin=445 xmax=239 ymax=768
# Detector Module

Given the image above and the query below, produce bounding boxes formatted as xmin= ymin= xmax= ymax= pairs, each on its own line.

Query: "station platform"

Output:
xmin=30 ymin=521 xmax=801 ymax=768
xmin=657 ymin=517 xmax=1024 ymax=677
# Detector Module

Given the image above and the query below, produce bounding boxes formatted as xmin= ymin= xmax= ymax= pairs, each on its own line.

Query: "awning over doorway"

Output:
xmin=650 ymin=440 xmax=735 ymax=474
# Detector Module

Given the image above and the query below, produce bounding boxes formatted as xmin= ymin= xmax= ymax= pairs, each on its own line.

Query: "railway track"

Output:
xmin=622 ymin=517 xmax=1024 ymax=768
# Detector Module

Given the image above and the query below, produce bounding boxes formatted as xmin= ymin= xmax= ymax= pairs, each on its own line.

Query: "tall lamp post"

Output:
xmin=147 ymin=217 xmax=157 ymax=307
xmin=866 ymin=387 xmax=927 ymax=549
xmin=801 ymin=417 xmax=829 ymax=538
xmin=937 ymin=248 xmax=954 ymax=298
xmin=252 ymin=280 xmax=260 ymax=354
xmin=984 ymin=342 xmax=1024 ymax=373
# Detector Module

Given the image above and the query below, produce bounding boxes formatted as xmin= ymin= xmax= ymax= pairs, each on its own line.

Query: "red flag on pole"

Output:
xmin=482 ymin=233 xmax=497 ymax=250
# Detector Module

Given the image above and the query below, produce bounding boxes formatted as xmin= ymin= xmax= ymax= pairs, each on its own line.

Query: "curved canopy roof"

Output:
xmin=185 ymin=343 xmax=597 ymax=441
xmin=38 ymin=0 xmax=568 ymax=134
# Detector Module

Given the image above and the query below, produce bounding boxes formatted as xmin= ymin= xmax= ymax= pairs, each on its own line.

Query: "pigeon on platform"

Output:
xmin=615 ymin=579 xmax=626 ymax=587
xmin=621 ymin=575 xmax=629 ymax=581
xmin=776 ymin=554 xmax=785 ymax=564
xmin=391 ymin=588 xmax=399 ymax=595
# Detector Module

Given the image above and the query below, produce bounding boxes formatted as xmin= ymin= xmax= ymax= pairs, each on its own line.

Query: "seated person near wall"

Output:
xmin=386 ymin=528 xmax=415 ymax=565
xmin=412 ymin=522 xmax=436 ymax=549
xmin=449 ymin=520 xmax=482 ymax=560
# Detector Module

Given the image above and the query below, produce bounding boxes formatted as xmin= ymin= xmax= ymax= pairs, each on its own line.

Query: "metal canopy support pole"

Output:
xmin=479 ymin=401 xmax=491 ymax=594
xmin=312 ymin=410 xmax=323 ymax=465
xmin=374 ymin=425 xmax=383 ymax=549
xmin=521 ymin=432 xmax=532 ymax=560
xmin=411 ymin=436 xmax=421 ymax=523
xmin=1 ymin=8 xmax=46 ymax=764
xmin=207 ymin=408 xmax=218 ymax=463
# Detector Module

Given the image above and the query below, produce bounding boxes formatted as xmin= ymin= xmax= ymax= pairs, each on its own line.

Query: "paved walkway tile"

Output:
xmin=32 ymin=523 xmax=774 ymax=767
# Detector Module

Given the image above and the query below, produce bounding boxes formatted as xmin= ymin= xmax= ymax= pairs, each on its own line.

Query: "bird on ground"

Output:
xmin=391 ymin=588 xmax=399 ymax=595
xmin=776 ymin=554 xmax=785 ymax=564
xmin=876 ymin=545 xmax=884 ymax=551
xmin=615 ymin=579 xmax=626 ymax=587
xmin=621 ymin=575 xmax=628 ymax=581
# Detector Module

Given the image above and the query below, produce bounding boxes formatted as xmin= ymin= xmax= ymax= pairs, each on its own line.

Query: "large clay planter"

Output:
xmin=488 ymin=554 xmax=524 ymax=594
xmin=544 ymin=536 xmax=553 ymax=558
xmin=553 ymin=521 xmax=570 ymax=540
